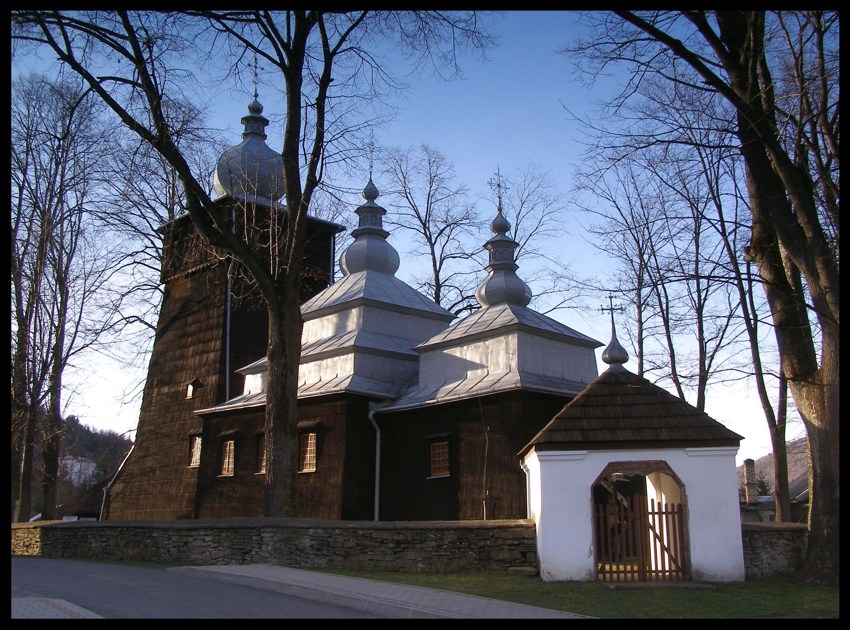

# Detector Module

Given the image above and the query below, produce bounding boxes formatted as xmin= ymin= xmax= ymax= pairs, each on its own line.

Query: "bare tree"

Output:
xmin=574 ymin=47 xmax=800 ymax=520
xmin=577 ymin=162 xmax=673 ymax=378
xmin=11 ymin=74 xmax=118 ymax=521
xmin=12 ymin=10 xmax=495 ymax=518
xmin=86 ymin=105 xmax=229 ymax=415
xmin=381 ymin=152 xmax=580 ymax=318
xmin=497 ymin=163 xmax=581 ymax=318
xmin=381 ymin=144 xmax=482 ymax=315
xmin=570 ymin=10 xmax=839 ymax=584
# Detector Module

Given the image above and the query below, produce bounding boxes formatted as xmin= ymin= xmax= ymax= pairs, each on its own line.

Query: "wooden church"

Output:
xmin=102 ymin=92 xmax=603 ymax=522
xmin=102 ymin=94 xmax=748 ymax=583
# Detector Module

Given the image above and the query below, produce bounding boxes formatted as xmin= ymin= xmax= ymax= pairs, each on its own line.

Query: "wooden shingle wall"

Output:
xmin=377 ymin=392 xmax=571 ymax=521
xmin=104 ymin=204 xmax=337 ymax=521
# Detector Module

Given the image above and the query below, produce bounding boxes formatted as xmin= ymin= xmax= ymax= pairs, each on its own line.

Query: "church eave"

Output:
xmin=376 ymin=376 xmax=588 ymax=415
xmin=521 ymin=438 xmax=742 ymax=458
xmin=303 ymin=295 xmax=454 ymax=323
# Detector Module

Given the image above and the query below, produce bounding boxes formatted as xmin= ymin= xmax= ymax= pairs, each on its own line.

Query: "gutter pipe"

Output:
xmin=368 ymin=407 xmax=380 ymax=521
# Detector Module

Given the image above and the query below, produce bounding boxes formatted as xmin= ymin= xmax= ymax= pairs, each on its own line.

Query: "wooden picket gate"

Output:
xmin=595 ymin=493 xmax=688 ymax=582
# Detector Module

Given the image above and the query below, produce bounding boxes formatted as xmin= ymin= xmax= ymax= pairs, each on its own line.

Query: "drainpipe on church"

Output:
xmin=368 ymin=406 xmax=380 ymax=521
xmin=224 ymin=208 xmax=236 ymax=400
xmin=99 ymin=440 xmax=135 ymax=521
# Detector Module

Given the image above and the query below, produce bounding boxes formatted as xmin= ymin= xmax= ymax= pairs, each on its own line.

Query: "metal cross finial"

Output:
xmin=367 ymin=131 xmax=376 ymax=179
xmin=600 ymin=293 xmax=624 ymax=327
xmin=488 ymin=168 xmax=508 ymax=206
xmin=252 ymin=54 xmax=260 ymax=99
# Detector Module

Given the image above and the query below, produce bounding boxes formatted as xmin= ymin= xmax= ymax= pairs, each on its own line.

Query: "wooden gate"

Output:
xmin=595 ymin=493 xmax=687 ymax=582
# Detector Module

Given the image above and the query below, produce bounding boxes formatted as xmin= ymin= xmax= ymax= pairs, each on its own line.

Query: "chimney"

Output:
xmin=744 ymin=458 xmax=758 ymax=504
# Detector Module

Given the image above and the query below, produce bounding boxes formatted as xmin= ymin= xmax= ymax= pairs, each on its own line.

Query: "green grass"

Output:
xmin=316 ymin=568 xmax=840 ymax=618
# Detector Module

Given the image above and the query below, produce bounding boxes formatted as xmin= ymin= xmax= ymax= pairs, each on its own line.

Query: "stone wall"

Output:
xmin=11 ymin=518 xmax=808 ymax=580
xmin=741 ymin=522 xmax=808 ymax=579
xmin=10 ymin=518 xmax=539 ymax=574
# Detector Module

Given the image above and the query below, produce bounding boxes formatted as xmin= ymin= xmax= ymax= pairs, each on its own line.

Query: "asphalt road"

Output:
xmin=11 ymin=557 xmax=382 ymax=619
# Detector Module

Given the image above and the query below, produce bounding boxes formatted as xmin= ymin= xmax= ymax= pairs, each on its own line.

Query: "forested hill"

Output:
xmin=61 ymin=415 xmax=134 ymax=481
xmin=736 ymin=437 xmax=809 ymax=495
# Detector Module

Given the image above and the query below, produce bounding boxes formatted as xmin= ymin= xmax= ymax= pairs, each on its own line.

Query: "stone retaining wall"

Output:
xmin=741 ymin=522 xmax=808 ymax=579
xmin=10 ymin=518 xmax=539 ymax=574
xmin=11 ymin=518 xmax=808 ymax=579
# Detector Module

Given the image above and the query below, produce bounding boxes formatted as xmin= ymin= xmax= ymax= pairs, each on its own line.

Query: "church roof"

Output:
xmin=300 ymin=269 xmax=452 ymax=320
xmin=213 ymin=93 xmax=284 ymax=207
xmin=376 ymin=188 xmax=601 ymax=414
xmin=517 ymin=367 xmax=744 ymax=458
xmin=418 ymin=301 xmax=600 ymax=349
xmin=376 ymin=369 xmax=592 ymax=414
xmin=197 ymin=175 xmax=454 ymax=414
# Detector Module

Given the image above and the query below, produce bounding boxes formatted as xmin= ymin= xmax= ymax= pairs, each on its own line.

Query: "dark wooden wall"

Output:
xmin=104 ymin=263 xmax=228 ymax=520
xmin=376 ymin=392 xmax=571 ymax=521
xmin=104 ymin=204 xmax=338 ymax=521
xmin=193 ymin=395 xmax=379 ymax=521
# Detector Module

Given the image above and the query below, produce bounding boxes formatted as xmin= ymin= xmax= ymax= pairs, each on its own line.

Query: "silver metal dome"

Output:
xmin=213 ymin=96 xmax=284 ymax=206
xmin=474 ymin=204 xmax=532 ymax=307
xmin=338 ymin=178 xmax=400 ymax=276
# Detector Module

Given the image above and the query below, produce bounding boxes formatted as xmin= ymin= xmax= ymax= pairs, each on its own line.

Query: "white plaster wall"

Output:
xmin=418 ymin=335 xmax=519 ymax=386
xmin=644 ymin=472 xmax=683 ymax=573
xmin=298 ymin=354 xmax=354 ymax=388
xmin=360 ymin=305 xmax=450 ymax=340
xmin=517 ymin=332 xmax=598 ymax=383
xmin=524 ymin=447 xmax=745 ymax=582
xmin=302 ymin=307 xmax=363 ymax=342
xmin=646 ymin=471 xmax=681 ymax=506
xmin=523 ymin=450 xmax=598 ymax=582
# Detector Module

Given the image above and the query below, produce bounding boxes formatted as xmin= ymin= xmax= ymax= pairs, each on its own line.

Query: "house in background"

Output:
xmin=59 ymin=455 xmax=96 ymax=487
xmin=739 ymin=448 xmax=810 ymax=524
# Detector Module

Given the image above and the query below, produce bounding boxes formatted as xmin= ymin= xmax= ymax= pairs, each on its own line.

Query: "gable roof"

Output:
xmin=518 ymin=367 xmax=744 ymax=458
xmin=301 ymin=269 xmax=453 ymax=321
xmin=417 ymin=302 xmax=601 ymax=350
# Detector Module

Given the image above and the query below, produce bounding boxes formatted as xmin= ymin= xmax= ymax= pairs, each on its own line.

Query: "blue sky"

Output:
xmin=16 ymin=11 xmax=794 ymax=464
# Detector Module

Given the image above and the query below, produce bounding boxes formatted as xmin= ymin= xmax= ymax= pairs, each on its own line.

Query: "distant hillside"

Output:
xmin=23 ymin=415 xmax=134 ymax=519
xmin=736 ymin=437 xmax=809 ymax=494
xmin=61 ymin=415 xmax=134 ymax=481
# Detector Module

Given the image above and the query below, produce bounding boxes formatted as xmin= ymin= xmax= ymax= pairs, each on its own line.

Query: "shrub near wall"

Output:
xmin=12 ymin=518 xmax=808 ymax=579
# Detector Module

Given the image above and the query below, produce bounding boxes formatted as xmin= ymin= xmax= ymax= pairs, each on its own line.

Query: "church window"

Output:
xmin=188 ymin=435 xmax=202 ymax=468
xmin=299 ymin=431 xmax=317 ymax=473
xmin=221 ymin=439 xmax=235 ymax=476
xmin=429 ymin=440 xmax=450 ymax=478
xmin=186 ymin=378 xmax=202 ymax=399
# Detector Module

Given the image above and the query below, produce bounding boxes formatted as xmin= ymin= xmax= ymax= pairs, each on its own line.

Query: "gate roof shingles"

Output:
xmin=518 ymin=367 xmax=744 ymax=458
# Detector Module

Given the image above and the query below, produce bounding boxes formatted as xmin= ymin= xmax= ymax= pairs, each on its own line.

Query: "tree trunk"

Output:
xmin=14 ymin=412 xmax=37 ymax=522
xmin=770 ymin=373 xmax=791 ymax=522
xmin=744 ymin=143 xmax=839 ymax=583
xmin=263 ymin=284 xmax=304 ymax=518
xmin=792 ymin=327 xmax=839 ymax=585
xmin=40 ymin=415 xmax=61 ymax=521
xmin=714 ymin=11 xmax=839 ymax=586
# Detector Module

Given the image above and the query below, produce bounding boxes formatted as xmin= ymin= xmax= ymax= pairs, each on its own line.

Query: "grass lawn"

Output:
xmin=318 ymin=568 xmax=839 ymax=618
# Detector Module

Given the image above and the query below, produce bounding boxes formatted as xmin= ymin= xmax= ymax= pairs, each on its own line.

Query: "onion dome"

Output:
xmin=339 ymin=177 xmax=401 ymax=276
xmin=601 ymin=300 xmax=629 ymax=370
xmin=213 ymin=93 xmax=284 ymax=206
xmin=474 ymin=203 xmax=532 ymax=307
